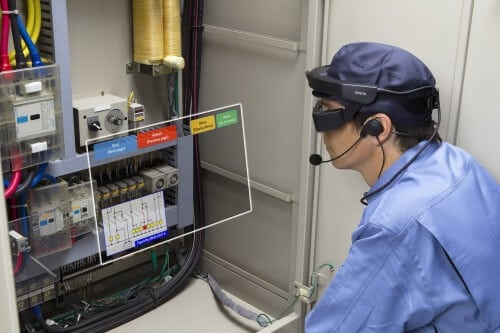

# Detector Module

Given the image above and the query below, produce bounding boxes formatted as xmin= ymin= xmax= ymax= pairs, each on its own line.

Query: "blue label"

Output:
xmin=135 ymin=230 xmax=168 ymax=247
xmin=93 ymin=136 xmax=138 ymax=161
xmin=16 ymin=115 xmax=29 ymax=124
xmin=39 ymin=219 xmax=48 ymax=226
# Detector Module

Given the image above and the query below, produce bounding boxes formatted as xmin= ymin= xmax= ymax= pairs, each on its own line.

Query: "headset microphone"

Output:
xmin=309 ymin=154 xmax=326 ymax=166
xmin=309 ymin=136 xmax=363 ymax=166
xmin=309 ymin=119 xmax=383 ymax=166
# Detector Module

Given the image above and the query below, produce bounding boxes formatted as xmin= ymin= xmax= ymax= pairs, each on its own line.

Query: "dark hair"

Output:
xmin=353 ymin=112 xmax=442 ymax=152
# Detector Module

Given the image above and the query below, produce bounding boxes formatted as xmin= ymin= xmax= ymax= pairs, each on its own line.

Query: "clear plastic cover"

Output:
xmin=0 ymin=64 xmax=64 ymax=172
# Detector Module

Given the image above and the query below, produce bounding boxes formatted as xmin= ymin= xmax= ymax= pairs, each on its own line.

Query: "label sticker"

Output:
xmin=93 ymin=136 xmax=138 ymax=161
xmin=135 ymin=230 xmax=169 ymax=247
xmin=38 ymin=209 xmax=63 ymax=236
xmin=14 ymin=98 xmax=56 ymax=139
xmin=190 ymin=115 xmax=216 ymax=135
xmin=137 ymin=125 xmax=177 ymax=149
xmin=216 ymin=110 xmax=238 ymax=128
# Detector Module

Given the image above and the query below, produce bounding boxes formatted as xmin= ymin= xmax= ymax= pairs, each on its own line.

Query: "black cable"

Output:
xmin=360 ymin=103 xmax=441 ymax=205
xmin=13 ymin=168 xmax=36 ymax=197
xmin=376 ymin=136 xmax=385 ymax=180
xmin=35 ymin=233 xmax=204 ymax=332
xmin=182 ymin=0 xmax=193 ymax=118
xmin=7 ymin=0 xmax=27 ymax=69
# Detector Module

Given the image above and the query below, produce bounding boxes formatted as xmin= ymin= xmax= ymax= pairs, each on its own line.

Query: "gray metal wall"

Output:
xmin=198 ymin=0 xmax=309 ymax=323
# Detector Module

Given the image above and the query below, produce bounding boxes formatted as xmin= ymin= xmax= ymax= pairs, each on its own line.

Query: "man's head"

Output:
xmin=306 ymin=42 xmax=441 ymax=183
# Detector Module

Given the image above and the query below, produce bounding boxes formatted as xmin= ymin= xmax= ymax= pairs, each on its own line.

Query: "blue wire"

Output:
xmin=16 ymin=15 xmax=43 ymax=67
xmin=19 ymin=194 xmax=28 ymax=239
xmin=32 ymin=305 xmax=42 ymax=319
xmin=4 ymin=163 xmax=51 ymax=189
xmin=42 ymin=174 xmax=58 ymax=184
xmin=31 ymin=163 xmax=48 ymax=188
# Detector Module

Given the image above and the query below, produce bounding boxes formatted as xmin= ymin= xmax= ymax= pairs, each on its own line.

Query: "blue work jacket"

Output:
xmin=305 ymin=141 xmax=500 ymax=332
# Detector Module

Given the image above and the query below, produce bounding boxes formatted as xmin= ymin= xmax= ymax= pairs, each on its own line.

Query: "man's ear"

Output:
xmin=362 ymin=113 xmax=393 ymax=145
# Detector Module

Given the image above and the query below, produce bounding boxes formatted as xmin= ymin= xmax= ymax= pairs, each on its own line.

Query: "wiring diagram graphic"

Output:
xmin=101 ymin=192 xmax=168 ymax=256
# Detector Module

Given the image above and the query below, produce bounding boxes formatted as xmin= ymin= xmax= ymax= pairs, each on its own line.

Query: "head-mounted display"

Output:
xmin=306 ymin=65 xmax=438 ymax=132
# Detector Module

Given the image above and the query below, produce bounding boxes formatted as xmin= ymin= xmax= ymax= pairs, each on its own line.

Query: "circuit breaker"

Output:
xmin=0 ymin=65 xmax=64 ymax=172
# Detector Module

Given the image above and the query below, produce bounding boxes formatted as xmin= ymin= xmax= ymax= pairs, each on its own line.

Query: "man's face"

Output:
xmin=319 ymin=99 xmax=366 ymax=170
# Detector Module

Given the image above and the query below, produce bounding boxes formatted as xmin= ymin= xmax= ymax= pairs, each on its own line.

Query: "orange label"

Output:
xmin=137 ymin=125 xmax=177 ymax=149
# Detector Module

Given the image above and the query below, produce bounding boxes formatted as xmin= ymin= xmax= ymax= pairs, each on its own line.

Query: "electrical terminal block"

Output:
xmin=139 ymin=164 xmax=179 ymax=193
xmin=123 ymin=178 xmax=138 ymax=199
xmin=104 ymin=183 xmax=120 ymax=206
xmin=131 ymin=176 xmax=146 ymax=195
xmin=17 ymin=295 xmax=29 ymax=311
xmin=154 ymin=164 xmax=180 ymax=187
xmin=98 ymin=186 xmax=111 ymax=209
xmin=114 ymin=180 xmax=129 ymax=201
xmin=16 ymin=274 xmax=56 ymax=311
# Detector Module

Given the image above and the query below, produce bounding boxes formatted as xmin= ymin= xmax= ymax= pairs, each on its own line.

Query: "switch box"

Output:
xmin=73 ymin=94 xmax=129 ymax=152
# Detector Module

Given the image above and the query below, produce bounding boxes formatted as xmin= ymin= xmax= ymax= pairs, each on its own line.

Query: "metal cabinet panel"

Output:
xmin=312 ymin=0 xmax=472 ymax=300
xmin=456 ymin=0 xmax=500 ymax=180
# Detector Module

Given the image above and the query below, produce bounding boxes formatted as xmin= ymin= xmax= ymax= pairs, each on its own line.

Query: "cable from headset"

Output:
xmin=360 ymin=100 xmax=441 ymax=205
xmin=376 ymin=136 xmax=385 ymax=180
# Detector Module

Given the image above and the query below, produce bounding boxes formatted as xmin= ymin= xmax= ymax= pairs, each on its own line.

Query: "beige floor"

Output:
xmin=110 ymin=277 xmax=264 ymax=333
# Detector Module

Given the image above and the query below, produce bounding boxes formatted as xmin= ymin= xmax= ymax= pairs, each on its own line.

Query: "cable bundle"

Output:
xmin=132 ymin=0 xmax=184 ymax=69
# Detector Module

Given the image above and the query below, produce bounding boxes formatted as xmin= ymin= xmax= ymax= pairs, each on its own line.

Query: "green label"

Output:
xmin=216 ymin=110 xmax=238 ymax=128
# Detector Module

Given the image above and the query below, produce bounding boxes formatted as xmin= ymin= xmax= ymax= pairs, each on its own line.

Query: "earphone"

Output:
xmin=360 ymin=118 xmax=384 ymax=138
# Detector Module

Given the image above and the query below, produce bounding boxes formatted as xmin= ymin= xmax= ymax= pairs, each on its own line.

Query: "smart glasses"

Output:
xmin=306 ymin=66 xmax=438 ymax=132
xmin=312 ymin=99 xmax=361 ymax=132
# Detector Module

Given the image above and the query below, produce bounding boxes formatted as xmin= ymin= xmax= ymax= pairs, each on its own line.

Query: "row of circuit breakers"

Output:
xmin=1 ymin=65 xmax=185 ymax=311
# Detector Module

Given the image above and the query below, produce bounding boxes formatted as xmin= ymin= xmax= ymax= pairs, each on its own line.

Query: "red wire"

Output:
xmin=4 ymin=170 xmax=21 ymax=198
xmin=0 ymin=0 xmax=12 ymax=71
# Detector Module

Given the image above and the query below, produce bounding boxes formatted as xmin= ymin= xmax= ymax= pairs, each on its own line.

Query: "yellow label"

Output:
xmin=190 ymin=115 xmax=216 ymax=135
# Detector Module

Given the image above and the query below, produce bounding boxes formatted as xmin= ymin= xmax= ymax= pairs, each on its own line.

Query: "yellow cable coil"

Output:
xmin=162 ymin=0 xmax=184 ymax=70
xmin=132 ymin=0 xmax=164 ymax=64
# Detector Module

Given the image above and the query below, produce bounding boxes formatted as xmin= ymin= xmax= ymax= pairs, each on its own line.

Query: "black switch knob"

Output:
xmin=88 ymin=120 xmax=102 ymax=131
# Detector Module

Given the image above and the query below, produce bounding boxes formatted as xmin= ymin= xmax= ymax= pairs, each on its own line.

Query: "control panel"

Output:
xmin=73 ymin=94 xmax=129 ymax=151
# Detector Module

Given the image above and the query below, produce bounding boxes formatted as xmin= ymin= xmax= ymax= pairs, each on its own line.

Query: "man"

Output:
xmin=304 ymin=42 xmax=500 ymax=332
